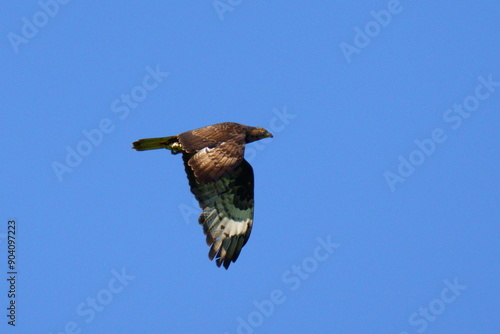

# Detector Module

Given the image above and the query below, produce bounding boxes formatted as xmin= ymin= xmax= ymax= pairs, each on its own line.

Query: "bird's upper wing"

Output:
xmin=183 ymin=154 xmax=254 ymax=269
xmin=187 ymin=141 xmax=245 ymax=184
xmin=177 ymin=123 xmax=245 ymax=153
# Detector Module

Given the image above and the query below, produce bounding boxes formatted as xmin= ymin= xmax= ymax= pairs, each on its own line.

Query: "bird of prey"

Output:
xmin=132 ymin=122 xmax=273 ymax=269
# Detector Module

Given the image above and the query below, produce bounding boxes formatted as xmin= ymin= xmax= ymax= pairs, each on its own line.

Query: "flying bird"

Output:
xmin=132 ymin=122 xmax=273 ymax=269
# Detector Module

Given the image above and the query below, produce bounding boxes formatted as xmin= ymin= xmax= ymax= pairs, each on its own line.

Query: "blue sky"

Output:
xmin=2 ymin=1 xmax=499 ymax=333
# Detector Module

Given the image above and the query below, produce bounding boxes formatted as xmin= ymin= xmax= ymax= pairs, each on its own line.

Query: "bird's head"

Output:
xmin=246 ymin=127 xmax=273 ymax=143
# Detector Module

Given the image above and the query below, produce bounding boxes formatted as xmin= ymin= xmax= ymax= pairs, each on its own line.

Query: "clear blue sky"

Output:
xmin=2 ymin=1 xmax=499 ymax=333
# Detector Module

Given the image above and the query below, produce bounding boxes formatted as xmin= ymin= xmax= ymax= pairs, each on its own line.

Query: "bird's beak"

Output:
xmin=266 ymin=131 xmax=273 ymax=138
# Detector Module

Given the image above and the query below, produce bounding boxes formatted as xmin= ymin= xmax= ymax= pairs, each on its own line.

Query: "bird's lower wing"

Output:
xmin=183 ymin=154 xmax=254 ymax=269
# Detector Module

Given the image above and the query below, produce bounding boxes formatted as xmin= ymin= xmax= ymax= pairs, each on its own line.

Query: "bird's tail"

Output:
xmin=132 ymin=135 xmax=179 ymax=151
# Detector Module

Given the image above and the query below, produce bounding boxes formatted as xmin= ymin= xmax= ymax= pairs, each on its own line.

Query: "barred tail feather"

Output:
xmin=132 ymin=136 xmax=178 ymax=151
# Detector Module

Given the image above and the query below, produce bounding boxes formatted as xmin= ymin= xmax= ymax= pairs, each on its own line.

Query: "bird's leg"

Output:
xmin=167 ymin=142 xmax=184 ymax=155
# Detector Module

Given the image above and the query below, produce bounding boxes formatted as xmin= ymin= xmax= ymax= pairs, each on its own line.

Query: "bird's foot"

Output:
xmin=167 ymin=142 xmax=183 ymax=155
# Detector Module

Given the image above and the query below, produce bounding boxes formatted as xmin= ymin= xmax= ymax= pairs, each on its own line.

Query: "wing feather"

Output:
xmin=183 ymin=154 xmax=254 ymax=269
xmin=188 ymin=141 xmax=244 ymax=184
xmin=177 ymin=123 xmax=246 ymax=153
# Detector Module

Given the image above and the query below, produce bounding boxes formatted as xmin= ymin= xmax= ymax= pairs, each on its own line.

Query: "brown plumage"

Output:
xmin=132 ymin=122 xmax=273 ymax=269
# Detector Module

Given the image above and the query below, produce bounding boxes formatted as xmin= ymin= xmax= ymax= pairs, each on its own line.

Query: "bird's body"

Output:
xmin=133 ymin=122 xmax=273 ymax=269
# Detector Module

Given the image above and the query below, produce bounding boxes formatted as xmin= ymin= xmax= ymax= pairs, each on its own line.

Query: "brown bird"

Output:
xmin=132 ymin=122 xmax=273 ymax=269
